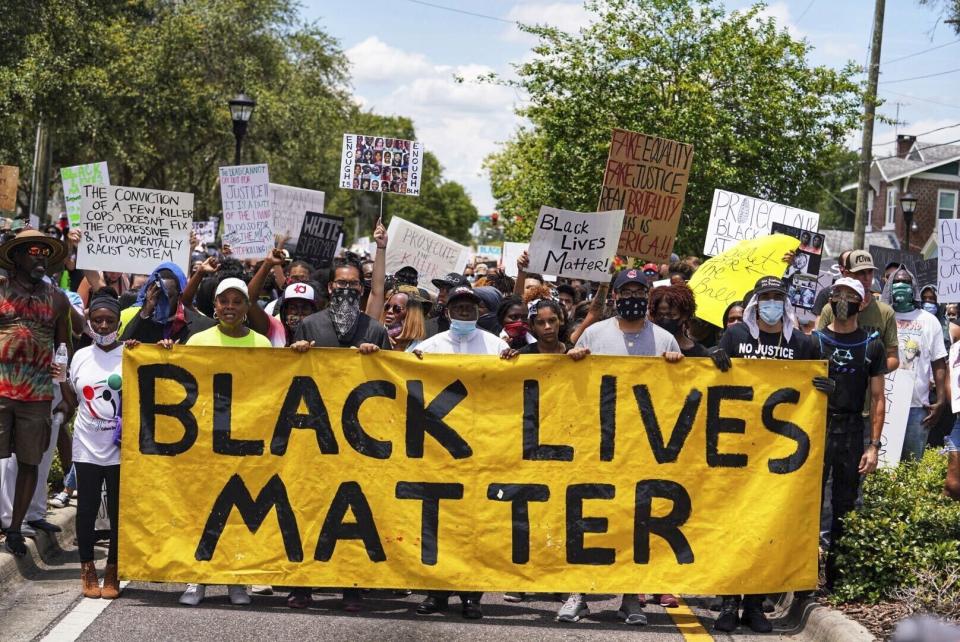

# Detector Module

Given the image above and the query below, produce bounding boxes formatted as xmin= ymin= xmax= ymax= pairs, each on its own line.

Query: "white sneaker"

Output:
xmin=179 ymin=583 xmax=206 ymax=606
xmin=556 ymin=593 xmax=589 ymax=622
xmin=228 ymin=585 xmax=251 ymax=605
xmin=49 ymin=491 xmax=70 ymax=508
xmin=618 ymin=593 xmax=647 ymax=625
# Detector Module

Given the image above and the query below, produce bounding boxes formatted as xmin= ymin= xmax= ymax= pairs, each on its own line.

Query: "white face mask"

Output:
xmin=87 ymin=320 xmax=118 ymax=346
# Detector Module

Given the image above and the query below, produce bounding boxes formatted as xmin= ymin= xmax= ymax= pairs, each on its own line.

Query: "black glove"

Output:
xmin=812 ymin=376 xmax=836 ymax=394
xmin=707 ymin=347 xmax=732 ymax=372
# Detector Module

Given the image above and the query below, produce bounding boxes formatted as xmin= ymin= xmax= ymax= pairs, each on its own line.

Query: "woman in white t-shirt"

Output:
xmin=61 ymin=288 xmax=124 ymax=600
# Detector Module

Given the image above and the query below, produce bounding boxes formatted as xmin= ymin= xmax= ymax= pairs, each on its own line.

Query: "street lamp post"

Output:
xmin=228 ymin=92 xmax=256 ymax=165
xmin=900 ymin=191 xmax=917 ymax=252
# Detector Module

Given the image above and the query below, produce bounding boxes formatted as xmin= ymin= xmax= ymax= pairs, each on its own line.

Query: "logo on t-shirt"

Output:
xmin=82 ymin=374 xmax=122 ymax=426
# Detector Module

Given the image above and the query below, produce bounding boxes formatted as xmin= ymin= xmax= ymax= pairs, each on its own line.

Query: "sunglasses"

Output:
xmin=26 ymin=245 xmax=52 ymax=257
xmin=383 ymin=304 xmax=406 ymax=314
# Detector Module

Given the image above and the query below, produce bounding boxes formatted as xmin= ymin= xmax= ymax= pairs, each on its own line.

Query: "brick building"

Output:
xmin=842 ymin=134 xmax=960 ymax=256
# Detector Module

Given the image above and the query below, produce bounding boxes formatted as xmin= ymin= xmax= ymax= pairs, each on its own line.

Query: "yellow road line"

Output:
xmin=667 ymin=597 xmax=714 ymax=641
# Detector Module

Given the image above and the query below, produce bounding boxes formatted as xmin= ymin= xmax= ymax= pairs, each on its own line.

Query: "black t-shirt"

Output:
xmin=718 ymin=322 xmax=815 ymax=360
xmin=294 ymin=309 xmax=390 ymax=349
xmin=811 ymin=328 xmax=886 ymax=417
xmin=518 ymin=342 xmax=568 ymax=355
xmin=681 ymin=342 xmax=708 ymax=357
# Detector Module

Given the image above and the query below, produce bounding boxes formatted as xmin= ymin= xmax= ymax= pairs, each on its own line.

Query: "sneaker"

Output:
xmin=4 ymin=531 xmax=27 ymax=557
xmin=617 ymin=594 xmax=647 ymax=626
xmin=250 ymin=585 xmax=273 ymax=595
xmin=503 ymin=592 xmax=525 ymax=602
xmin=228 ymin=585 xmax=251 ymax=605
xmin=713 ymin=596 xmax=741 ymax=632
xmin=287 ymin=588 xmax=312 ymax=609
xmin=179 ymin=584 xmax=206 ymax=606
xmin=740 ymin=598 xmax=773 ymax=633
xmin=658 ymin=593 xmax=680 ymax=608
xmin=49 ymin=491 xmax=70 ymax=508
xmin=557 ymin=593 xmax=589 ymax=622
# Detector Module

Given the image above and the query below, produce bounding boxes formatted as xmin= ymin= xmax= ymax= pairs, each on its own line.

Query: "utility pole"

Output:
xmin=853 ymin=0 xmax=885 ymax=250
xmin=28 ymin=118 xmax=51 ymax=226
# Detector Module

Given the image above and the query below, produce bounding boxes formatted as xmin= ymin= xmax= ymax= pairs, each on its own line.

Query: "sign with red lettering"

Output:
xmin=598 ymin=129 xmax=693 ymax=262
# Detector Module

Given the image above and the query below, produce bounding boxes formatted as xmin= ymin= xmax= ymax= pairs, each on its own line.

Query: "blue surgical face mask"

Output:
xmin=758 ymin=300 xmax=784 ymax=325
xmin=449 ymin=319 xmax=477 ymax=337
xmin=922 ymin=302 xmax=939 ymax=316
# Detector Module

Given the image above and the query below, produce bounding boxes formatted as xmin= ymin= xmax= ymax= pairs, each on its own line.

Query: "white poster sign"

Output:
xmin=703 ymin=189 xmax=820 ymax=257
xmin=192 ymin=218 xmax=218 ymax=247
xmin=270 ymin=183 xmax=325 ymax=242
xmin=950 ymin=342 xmax=960 ymax=414
xmin=219 ymin=164 xmax=272 ymax=260
xmin=339 ymin=134 xmax=424 ymax=196
xmin=937 ymin=219 xmax=960 ymax=302
xmin=76 ymin=184 xmax=193 ymax=275
xmin=385 ymin=216 xmax=469 ymax=293
xmin=879 ymin=369 xmax=915 ymax=469
xmin=501 ymin=241 xmax=556 ymax=282
xmin=528 ymin=206 xmax=624 ymax=281
xmin=61 ymin=162 xmax=109 ymax=228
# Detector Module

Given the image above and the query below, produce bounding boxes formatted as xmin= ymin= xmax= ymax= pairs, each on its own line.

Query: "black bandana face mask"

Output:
xmin=330 ymin=288 xmax=360 ymax=337
xmin=616 ymin=297 xmax=647 ymax=321
xmin=830 ymin=299 xmax=859 ymax=321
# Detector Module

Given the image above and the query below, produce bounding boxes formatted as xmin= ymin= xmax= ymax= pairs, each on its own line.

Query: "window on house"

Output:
xmin=939 ymin=189 xmax=958 ymax=219
xmin=886 ymin=187 xmax=897 ymax=227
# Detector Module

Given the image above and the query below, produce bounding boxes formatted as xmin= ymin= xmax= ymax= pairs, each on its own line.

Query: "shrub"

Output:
xmin=832 ymin=450 xmax=960 ymax=603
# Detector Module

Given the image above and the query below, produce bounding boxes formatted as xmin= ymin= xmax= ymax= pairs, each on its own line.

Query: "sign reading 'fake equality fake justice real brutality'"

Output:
xmin=119 ymin=347 xmax=826 ymax=594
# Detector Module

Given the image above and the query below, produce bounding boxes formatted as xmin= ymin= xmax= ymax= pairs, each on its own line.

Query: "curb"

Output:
xmin=783 ymin=594 xmax=877 ymax=642
xmin=0 ymin=503 xmax=77 ymax=591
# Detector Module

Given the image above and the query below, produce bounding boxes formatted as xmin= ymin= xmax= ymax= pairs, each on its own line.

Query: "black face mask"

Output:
xmin=656 ymin=317 xmax=682 ymax=335
xmin=830 ymin=300 xmax=859 ymax=321
xmin=616 ymin=297 xmax=647 ymax=321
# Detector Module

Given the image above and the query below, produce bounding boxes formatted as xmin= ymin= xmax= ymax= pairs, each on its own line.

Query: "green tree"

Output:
xmin=485 ymin=0 xmax=862 ymax=255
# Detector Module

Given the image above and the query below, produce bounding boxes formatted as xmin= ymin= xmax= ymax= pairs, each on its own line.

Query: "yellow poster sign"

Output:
xmin=119 ymin=346 xmax=826 ymax=594
xmin=688 ymin=233 xmax=800 ymax=328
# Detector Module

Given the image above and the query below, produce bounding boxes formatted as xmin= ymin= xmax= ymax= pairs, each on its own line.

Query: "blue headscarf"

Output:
xmin=135 ymin=262 xmax=187 ymax=325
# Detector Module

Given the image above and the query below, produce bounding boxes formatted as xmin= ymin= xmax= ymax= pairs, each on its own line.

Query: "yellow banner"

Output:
xmin=119 ymin=346 xmax=826 ymax=594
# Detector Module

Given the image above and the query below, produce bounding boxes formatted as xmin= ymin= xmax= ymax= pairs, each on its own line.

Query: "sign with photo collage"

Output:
xmin=339 ymin=134 xmax=423 ymax=196
xmin=771 ymin=223 xmax=823 ymax=311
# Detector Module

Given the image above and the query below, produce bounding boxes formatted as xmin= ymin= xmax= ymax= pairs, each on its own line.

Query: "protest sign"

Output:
xmin=688 ymin=234 xmax=801 ymax=327
xmin=502 ymin=241 xmax=528 ymax=278
xmin=219 ymin=164 xmax=272 ymax=260
xmin=771 ymin=223 xmax=823 ymax=310
xmin=192 ymin=217 xmax=218 ymax=247
xmin=385 ymin=216 xmax=469 ymax=292
xmin=76 ymin=184 xmax=193 ymax=274
xmin=950 ymin=342 xmax=960 ymax=414
xmin=878 ymin=369 xmax=914 ymax=469
xmin=339 ymin=134 xmax=424 ymax=196
xmin=270 ymin=184 xmax=325 ymax=242
xmin=938 ymin=220 xmax=960 ymax=302
xmin=703 ymin=190 xmax=820 ymax=257
xmin=913 ymin=258 xmax=938 ymax=291
xmin=294 ymin=211 xmax=344 ymax=268
xmin=476 ymin=244 xmax=502 ymax=260
xmin=599 ymin=129 xmax=693 ymax=262
xmin=868 ymin=245 xmax=921 ymax=278
xmin=0 ymin=165 xmax=18 ymax=212
xmin=528 ymin=207 xmax=624 ymax=281
xmin=120 ymin=346 xmax=826 ymax=593
xmin=61 ymin=162 xmax=109 ymax=227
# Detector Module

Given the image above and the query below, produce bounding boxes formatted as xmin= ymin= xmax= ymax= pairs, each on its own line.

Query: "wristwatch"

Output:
xmin=867 ymin=439 xmax=881 ymax=449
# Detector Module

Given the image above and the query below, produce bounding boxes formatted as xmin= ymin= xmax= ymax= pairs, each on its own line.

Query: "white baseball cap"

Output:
xmin=832 ymin=277 xmax=865 ymax=301
xmin=283 ymin=281 xmax=315 ymax=303
xmin=215 ymin=277 xmax=249 ymax=300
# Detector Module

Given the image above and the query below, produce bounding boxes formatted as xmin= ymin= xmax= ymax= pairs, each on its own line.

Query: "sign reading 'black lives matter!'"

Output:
xmin=77 ymin=185 xmax=193 ymax=274
xmin=528 ymin=206 xmax=624 ymax=281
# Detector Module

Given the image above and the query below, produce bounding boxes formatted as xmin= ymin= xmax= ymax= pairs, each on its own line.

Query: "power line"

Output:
xmin=882 ymin=38 xmax=960 ymax=64
xmin=881 ymin=88 xmax=960 ymax=111
xmin=400 ymin=0 xmax=515 ymax=24
xmin=881 ymin=66 xmax=960 ymax=84
xmin=796 ymin=0 xmax=817 ymax=23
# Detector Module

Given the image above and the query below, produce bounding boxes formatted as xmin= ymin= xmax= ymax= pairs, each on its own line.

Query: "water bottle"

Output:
xmin=54 ymin=343 xmax=68 ymax=383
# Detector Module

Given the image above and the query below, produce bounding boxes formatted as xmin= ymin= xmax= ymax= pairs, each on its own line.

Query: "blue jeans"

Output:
xmin=64 ymin=463 xmax=76 ymax=490
xmin=902 ymin=407 xmax=930 ymax=461
xmin=946 ymin=418 xmax=960 ymax=453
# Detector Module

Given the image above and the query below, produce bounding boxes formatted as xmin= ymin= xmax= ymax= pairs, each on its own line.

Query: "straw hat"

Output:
xmin=0 ymin=229 xmax=68 ymax=270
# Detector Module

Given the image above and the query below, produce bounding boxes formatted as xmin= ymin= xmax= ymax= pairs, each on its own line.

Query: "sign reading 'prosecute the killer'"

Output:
xmin=599 ymin=129 xmax=693 ymax=263
xmin=119 ymin=347 xmax=826 ymax=594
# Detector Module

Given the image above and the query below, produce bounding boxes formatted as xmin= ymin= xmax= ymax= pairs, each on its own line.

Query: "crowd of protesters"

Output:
xmin=0 ymin=218 xmax=958 ymax=633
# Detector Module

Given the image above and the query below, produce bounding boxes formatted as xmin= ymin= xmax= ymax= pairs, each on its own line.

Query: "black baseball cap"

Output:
xmin=446 ymin=286 xmax=480 ymax=306
xmin=431 ymin=272 xmax=470 ymax=289
xmin=753 ymin=276 xmax=787 ymax=296
xmin=394 ymin=265 xmax=419 ymax=287
xmin=613 ymin=268 xmax=651 ymax=291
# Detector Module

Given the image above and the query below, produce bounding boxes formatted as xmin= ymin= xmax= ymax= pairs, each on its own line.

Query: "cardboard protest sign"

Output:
xmin=0 ymin=165 xmax=18 ymax=212
xmin=599 ymin=129 xmax=693 ymax=262
xmin=61 ymin=162 xmax=109 ymax=227
xmin=270 ymin=184 xmax=325 ymax=242
xmin=950 ymin=342 xmax=960 ymax=414
xmin=294 ymin=211 xmax=344 ymax=268
xmin=937 ymin=221 xmax=960 ymax=302
xmin=703 ymin=190 xmax=820 ymax=257
xmin=339 ymin=134 xmax=423 ymax=196
xmin=878 ymin=369 xmax=914 ymax=468
xmin=192 ymin=218 xmax=218 ymax=246
xmin=76 ymin=184 xmax=193 ymax=274
xmin=688 ymin=234 xmax=801 ymax=328
xmin=385 ymin=216 xmax=469 ymax=292
xmin=528 ymin=206 xmax=624 ymax=282
xmin=219 ymin=164 xmax=272 ymax=260
xmin=120 ymin=346 xmax=826 ymax=593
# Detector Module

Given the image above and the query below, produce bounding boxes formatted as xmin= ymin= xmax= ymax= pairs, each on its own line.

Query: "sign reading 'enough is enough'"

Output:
xmin=119 ymin=347 xmax=826 ymax=595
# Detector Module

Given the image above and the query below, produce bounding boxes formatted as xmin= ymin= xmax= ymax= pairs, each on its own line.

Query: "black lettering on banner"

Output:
xmin=315 ymin=481 xmax=386 ymax=563
xmin=486 ymin=483 xmax=550 ymax=564
xmin=634 ymin=385 xmax=702 ymax=463
xmin=195 ymin=474 xmax=302 ymax=562
xmin=138 ymin=364 xmax=198 ymax=456
xmin=396 ymin=482 xmax=464 ymax=566
xmin=213 ymin=373 xmax=264 ymax=456
xmin=762 ymin=388 xmax=809 ymax=474
xmin=271 ymin=376 xmax=338 ymax=455
xmin=405 ymin=380 xmax=472 ymax=459
xmin=706 ymin=386 xmax=752 ymax=467
xmin=599 ymin=375 xmax=617 ymax=461
xmin=566 ymin=483 xmax=615 ymax=565
xmin=522 ymin=380 xmax=573 ymax=461
xmin=341 ymin=380 xmax=395 ymax=459
xmin=633 ymin=480 xmax=694 ymax=564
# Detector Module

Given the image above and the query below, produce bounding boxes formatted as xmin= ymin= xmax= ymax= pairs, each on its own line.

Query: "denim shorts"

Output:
xmin=946 ymin=419 xmax=960 ymax=453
